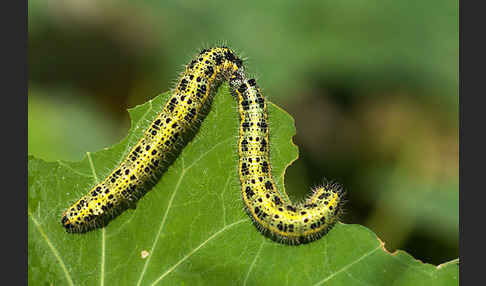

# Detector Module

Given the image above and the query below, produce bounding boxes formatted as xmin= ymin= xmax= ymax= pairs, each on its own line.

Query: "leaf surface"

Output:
xmin=28 ymin=85 xmax=458 ymax=285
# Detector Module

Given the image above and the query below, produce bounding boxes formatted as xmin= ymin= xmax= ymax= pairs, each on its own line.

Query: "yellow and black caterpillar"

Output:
xmin=61 ymin=47 xmax=345 ymax=245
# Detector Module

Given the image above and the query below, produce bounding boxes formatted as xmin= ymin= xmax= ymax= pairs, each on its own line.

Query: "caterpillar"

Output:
xmin=61 ymin=46 xmax=345 ymax=245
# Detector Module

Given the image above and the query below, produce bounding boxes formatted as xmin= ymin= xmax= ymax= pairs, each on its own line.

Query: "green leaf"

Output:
xmin=28 ymin=84 xmax=458 ymax=285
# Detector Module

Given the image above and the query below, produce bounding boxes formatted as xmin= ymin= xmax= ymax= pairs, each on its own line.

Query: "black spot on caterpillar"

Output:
xmin=61 ymin=46 xmax=346 ymax=245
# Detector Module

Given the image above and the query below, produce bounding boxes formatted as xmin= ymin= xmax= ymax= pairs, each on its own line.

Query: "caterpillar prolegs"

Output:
xmin=61 ymin=47 xmax=345 ymax=245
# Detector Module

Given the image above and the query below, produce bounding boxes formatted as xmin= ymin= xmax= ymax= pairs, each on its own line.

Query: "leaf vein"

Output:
xmin=312 ymin=246 xmax=380 ymax=286
xmin=150 ymin=219 xmax=248 ymax=285
xmin=28 ymin=211 xmax=74 ymax=286
xmin=87 ymin=152 xmax=105 ymax=286
xmin=136 ymin=159 xmax=186 ymax=286
xmin=243 ymin=239 xmax=265 ymax=286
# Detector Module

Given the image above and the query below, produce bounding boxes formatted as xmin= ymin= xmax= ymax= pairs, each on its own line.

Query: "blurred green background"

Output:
xmin=28 ymin=0 xmax=458 ymax=265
